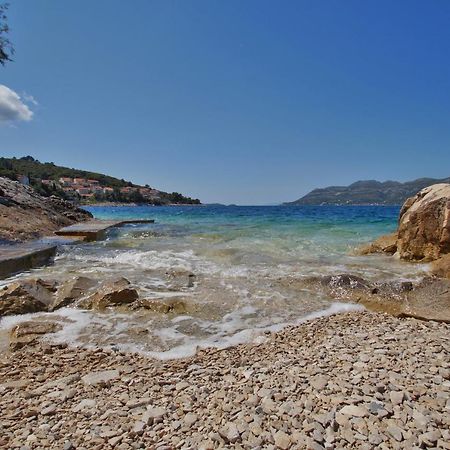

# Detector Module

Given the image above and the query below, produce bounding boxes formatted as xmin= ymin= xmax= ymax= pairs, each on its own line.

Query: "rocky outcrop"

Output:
xmin=397 ymin=184 xmax=450 ymax=261
xmin=308 ymin=273 xmax=450 ymax=322
xmin=0 ymin=176 xmax=92 ymax=242
xmin=360 ymin=184 xmax=450 ymax=278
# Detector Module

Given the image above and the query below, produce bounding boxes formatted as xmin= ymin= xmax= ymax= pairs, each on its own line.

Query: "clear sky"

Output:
xmin=1 ymin=0 xmax=450 ymax=204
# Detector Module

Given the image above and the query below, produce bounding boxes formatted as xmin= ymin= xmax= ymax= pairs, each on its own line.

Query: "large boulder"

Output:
xmin=0 ymin=279 xmax=56 ymax=316
xmin=397 ymin=184 xmax=450 ymax=261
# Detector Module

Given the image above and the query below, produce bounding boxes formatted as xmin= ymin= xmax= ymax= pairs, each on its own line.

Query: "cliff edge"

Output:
xmin=0 ymin=176 xmax=92 ymax=242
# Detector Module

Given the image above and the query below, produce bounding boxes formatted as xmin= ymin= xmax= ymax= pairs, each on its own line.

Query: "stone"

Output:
xmin=339 ymin=405 xmax=368 ymax=417
xmin=311 ymin=375 xmax=329 ymax=390
xmin=401 ymin=278 xmax=450 ymax=323
xmin=132 ymin=421 xmax=145 ymax=435
xmin=387 ymin=425 xmax=404 ymax=442
xmin=52 ymin=276 xmax=99 ymax=310
xmin=397 ymin=183 xmax=450 ymax=260
xmin=184 ymin=413 xmax=198 ymax=427
xmin=143 ymin=406 xmax=167 ymax=422
xmin=41 ymin=404 xmax=57 ymax=416
xmin=273 ymin=430 xmax=291 ymax=449
xmin=389 ymin=390 xmax=404 ymax=405
xmin=81 ymin=369 xmax=120 ymax=386
xmin=219 ymin=423 xmax=240 ymax=444
xmin=81 ymin=278 xmax=138 ymax=310
xmin=73 ymin=399 xmax=96 ymax=412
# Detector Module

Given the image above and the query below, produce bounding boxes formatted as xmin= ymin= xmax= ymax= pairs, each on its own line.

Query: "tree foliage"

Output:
xmin=0 ymin=2 xmax=14 ymax=66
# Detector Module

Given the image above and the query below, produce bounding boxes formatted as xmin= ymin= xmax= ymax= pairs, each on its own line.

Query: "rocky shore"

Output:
xmin=1 ymin=311 xmax=449 ymax=449
xmin=0 ymin=177 xmax=91 ymax=242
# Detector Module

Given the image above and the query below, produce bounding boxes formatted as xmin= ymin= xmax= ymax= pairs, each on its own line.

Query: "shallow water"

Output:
xmin=0 ymin=205 xmax=429 ymax=358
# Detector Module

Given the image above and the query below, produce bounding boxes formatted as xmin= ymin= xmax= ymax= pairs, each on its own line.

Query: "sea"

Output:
xmin=0 ymin=205 xmax=429 ymax=358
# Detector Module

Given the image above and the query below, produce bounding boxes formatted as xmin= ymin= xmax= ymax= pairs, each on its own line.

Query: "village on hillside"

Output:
xmin=16 ymin=174 xmax=161 ymax=202
xmin=0 ymin=157 xmax=201 ymax=205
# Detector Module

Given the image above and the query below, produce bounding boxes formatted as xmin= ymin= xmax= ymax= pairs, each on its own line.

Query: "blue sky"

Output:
xmin=1 ymin=0 xmax=450 ymax=204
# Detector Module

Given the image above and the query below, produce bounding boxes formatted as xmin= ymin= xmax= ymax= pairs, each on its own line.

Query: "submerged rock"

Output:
xmin=135 ymin=298 xmax=188 ymax=314
xmin=9 ymin=320 xmax=62 ymax=350
xmin=399 ymin=278 xmax=450 ymax=323
xmin=308 ymin=273 xmax=450 ymax=322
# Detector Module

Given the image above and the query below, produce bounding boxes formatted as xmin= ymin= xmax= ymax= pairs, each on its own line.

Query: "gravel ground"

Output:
xmin=0 ymin=311 xmax=449 ymax=449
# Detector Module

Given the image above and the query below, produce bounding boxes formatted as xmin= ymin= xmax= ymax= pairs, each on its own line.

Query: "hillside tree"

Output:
xmin=0 ymin=2 xmax=13 ymax=65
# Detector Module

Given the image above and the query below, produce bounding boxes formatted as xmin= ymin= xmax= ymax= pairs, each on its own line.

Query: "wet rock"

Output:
xmin=80 ymin=278 xmax=138 ymax=310
xmin=135 ymin=298 xmax=188 ymax=314
xmin=431 ymin=254 xmax=450 ymax=279
xmin=274 ymin=430 xmax=291 ymax=449
xmin=357 ymin=232 xmax=398 ymax=255
xmin=400 ymin=278 xmax=450 ymax=323
xmin=52 ymin=276 xmax=99 ymax=310
xmin=9 ymin=321 xmax=62 ymax=350
xmin=0 ymin=279 xmax=56 ymax=316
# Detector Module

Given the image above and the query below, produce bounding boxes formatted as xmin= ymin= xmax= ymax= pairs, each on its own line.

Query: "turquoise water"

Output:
xmin=1 ymin=205 xmax=429 ymax=358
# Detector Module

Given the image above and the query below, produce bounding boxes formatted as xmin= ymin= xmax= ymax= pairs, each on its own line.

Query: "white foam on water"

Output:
xmin=143 ymin=301 xmax=365 ymax=360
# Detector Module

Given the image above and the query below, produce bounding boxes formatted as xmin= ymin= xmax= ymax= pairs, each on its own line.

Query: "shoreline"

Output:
xmin=1 ymin=310 xmax=448 ymax=449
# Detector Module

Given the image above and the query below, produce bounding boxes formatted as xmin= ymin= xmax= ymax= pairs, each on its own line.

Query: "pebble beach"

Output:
xmin=1 ymin=311 xmax=449 ymax=449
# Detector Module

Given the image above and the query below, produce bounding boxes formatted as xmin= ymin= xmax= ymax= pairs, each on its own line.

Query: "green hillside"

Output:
xmin=285 ymin=178 xmax=450 ymax=206
xmin=0 ymin=156 xmax=200 ymax=205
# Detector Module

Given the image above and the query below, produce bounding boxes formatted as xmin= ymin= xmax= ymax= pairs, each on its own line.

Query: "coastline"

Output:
xmin=1 ymin=310 xmax=448 ymax=449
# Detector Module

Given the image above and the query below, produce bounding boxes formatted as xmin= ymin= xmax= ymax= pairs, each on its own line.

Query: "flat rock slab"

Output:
xmin=81 ymin=369 xmax=120 ymax=386
xmin=0 ymin=243 xmax=57 ymax=279
xmin=55 ymin=219 xmax=155 ymax=241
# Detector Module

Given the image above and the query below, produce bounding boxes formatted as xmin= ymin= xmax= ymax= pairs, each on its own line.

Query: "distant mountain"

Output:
xmin=285 ymin=177 xmax=450 ymax=206
xmin=0 ymin=156 xmax=201 ymax=205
